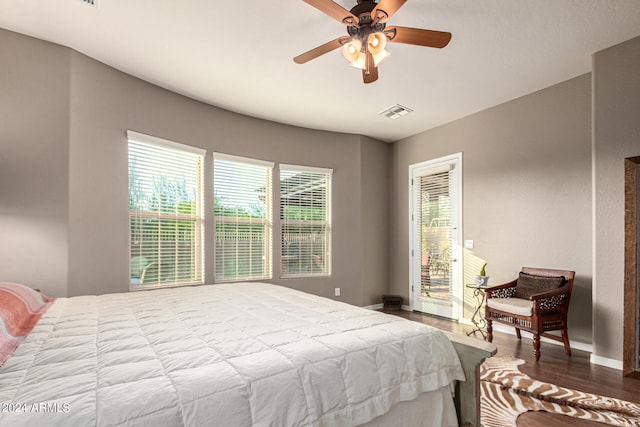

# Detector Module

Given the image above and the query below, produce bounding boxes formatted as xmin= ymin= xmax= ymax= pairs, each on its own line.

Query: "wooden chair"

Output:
xmin=485 ymin=267 xmax=575 ymax=361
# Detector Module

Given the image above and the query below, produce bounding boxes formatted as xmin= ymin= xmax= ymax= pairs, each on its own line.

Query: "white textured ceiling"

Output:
xmin=1 ymin=0 xmax=640 ymax=142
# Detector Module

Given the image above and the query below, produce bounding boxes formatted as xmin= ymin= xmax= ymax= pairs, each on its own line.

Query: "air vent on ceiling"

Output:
xmin=379 ymin=104 xmax=413 ymax=120
xmin=80 ymin=0 xmax=98 ymax=7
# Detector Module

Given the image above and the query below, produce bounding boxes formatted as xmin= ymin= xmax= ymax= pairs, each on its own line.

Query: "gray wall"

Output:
xmin=360 ymin=136 xmax=390 ymax=305
xmin=2 ymin=29 xmax=390 ymax=307
xmin=593 ymin=35 xmax=640 ymax=362
xmin=0 ymin=30 xmax=70 ymax=297
xmin=390 ymin=75 xmax=593 ymax=344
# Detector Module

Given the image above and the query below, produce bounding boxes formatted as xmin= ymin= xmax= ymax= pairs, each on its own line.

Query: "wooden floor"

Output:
xmin=383 ymin=310 xmax=640 ymax=426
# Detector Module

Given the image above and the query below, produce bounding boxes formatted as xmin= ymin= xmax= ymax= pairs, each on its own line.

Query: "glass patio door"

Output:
xmin=410 ymin=154 xmax=463 ymax=320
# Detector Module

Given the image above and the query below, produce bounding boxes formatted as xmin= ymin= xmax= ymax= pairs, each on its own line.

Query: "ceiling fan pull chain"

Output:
xmin=365 ymin=51 xmax=370 ymax=76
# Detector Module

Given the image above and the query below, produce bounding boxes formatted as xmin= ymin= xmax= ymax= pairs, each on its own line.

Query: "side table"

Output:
xmin=465 ymin=283 xmax=489 ymax=339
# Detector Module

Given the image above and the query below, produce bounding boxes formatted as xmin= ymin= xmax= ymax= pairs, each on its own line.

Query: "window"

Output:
xmin=214 ymin=153 xmax=273 ymax=282
xmin=128 ymin=131 xmax=205 ymax=289
xmin=280 ymin=165 xmax=332 ymax=278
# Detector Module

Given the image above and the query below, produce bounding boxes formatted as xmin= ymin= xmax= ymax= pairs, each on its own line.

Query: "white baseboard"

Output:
xmin=363 ymin=303 xmax=384 ymax=310
xmin=493 ymin=324 xmax=622 ymax=370
xmin=490 ymin=323 xmax=593 ymax=354
xmin=590 ymin=354 xmax=623 ymax=370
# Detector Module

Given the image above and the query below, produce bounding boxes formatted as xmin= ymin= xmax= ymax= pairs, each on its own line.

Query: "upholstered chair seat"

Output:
xmin=486 ymin=297 xmax=533 ymax=316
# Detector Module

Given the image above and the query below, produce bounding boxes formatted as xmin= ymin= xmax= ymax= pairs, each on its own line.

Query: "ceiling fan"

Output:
xmin=293 ymin=0 xmax=452 ymax=84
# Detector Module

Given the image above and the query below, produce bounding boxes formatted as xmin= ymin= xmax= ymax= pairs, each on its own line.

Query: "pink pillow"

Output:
xmin=0 ymin=282 xmax=54 ymax=366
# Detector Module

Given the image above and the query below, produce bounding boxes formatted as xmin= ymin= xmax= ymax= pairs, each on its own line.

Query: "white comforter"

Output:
xmin=0 ymin=283 xmax=464 ymax=427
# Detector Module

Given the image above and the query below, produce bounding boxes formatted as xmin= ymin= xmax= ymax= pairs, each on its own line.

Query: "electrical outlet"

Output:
xmin=464 ymin=240 xmax=474 ymax=249
xmin=334 ymin=288 xmax=341 ymax=297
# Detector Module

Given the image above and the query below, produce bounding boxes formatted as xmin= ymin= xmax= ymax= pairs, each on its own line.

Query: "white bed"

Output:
xmin=0 ymin=282 xmax=466 ymax=426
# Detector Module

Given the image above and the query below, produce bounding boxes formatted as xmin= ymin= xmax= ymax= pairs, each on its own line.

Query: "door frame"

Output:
xmin=623 ymin=156 xmax=640 ymax=378
xmin=408 ymin=152 xmax=463 ymax=320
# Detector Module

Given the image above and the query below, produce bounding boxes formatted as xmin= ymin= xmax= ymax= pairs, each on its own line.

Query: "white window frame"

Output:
xmin=280 ymin=164 xmax=332 ymax=278
xmin=409 ymin=153 xmax=463 ymax=320
xmin=127 ymin=131 xmax=205 ymax=290
xmin=213 ymin=152 xmax=274 ymax=282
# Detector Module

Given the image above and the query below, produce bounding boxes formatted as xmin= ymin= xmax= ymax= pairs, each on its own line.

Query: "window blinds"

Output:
xmin=127 ymin=131 xmax=205 ymax=289
xmin=280 ymin=165 xmax=332 ymax=278
xmin=214 ymin=153 xmax=273 ymax=282
xmin=416 ymin=170 xmax=452 ymax=299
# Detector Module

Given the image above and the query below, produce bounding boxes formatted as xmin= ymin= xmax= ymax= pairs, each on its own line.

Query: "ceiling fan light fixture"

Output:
xmin=367 ymin=32 xmax=386 ymax=52
xmin=349 ymin=51 xmax=367 ymax=69
xmin=342 ymin=38 xmax=363 ymax=64
xmin=367 ymin=32 xmax=390 ymax=67
xmin=372 ymin=50 xmax=390 ymax=67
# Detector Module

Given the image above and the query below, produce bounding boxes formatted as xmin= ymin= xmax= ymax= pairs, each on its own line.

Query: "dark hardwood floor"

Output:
xmin=382 ymin=309 xmax=640 ymax=426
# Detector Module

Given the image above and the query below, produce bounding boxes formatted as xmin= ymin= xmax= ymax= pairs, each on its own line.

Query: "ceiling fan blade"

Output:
xmin=303 ymin=0 xmax=358 ymax=26
xmin=386 ymin=26 xmax=452 ymax=48
xmin=293 ymin=37 xmax=346 ymax=64
xmin=371 ymin=0 xmax=407 ymax=23
xmin=362 ymin=52 xmax=379 ymax=84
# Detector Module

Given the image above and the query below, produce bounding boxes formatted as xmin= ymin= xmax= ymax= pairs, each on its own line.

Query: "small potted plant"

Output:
xmin=475 ymin=263 xmax=489 ymax=287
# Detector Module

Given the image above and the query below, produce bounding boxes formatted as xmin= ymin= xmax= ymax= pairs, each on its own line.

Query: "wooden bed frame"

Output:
xmin=444 ymin=331 xmax=497 ymax=427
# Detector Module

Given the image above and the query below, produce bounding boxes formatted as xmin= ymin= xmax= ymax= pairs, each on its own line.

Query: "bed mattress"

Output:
xmin=0 ymin=282 xmax=464 ymax=426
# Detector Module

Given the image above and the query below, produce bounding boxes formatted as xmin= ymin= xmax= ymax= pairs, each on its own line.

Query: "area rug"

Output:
xmin=480 ymin=356 xmax=640 ymax=426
